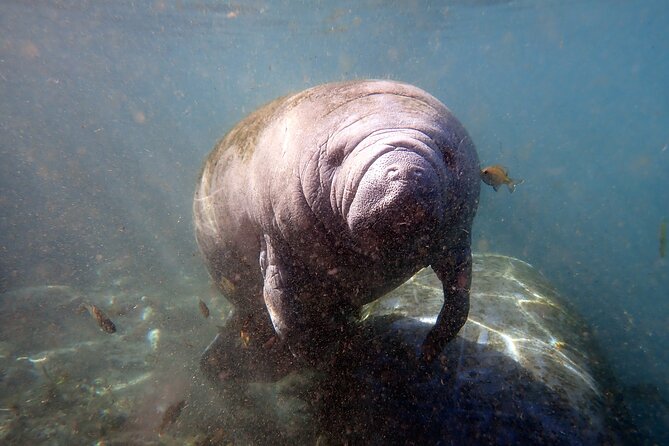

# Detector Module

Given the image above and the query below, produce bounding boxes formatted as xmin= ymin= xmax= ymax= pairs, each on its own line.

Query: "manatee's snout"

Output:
xmin=347 ymin=150 xmax=445 ymax=245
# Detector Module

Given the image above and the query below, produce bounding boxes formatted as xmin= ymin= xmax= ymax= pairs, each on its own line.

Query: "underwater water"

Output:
xmin=1 ymin=0 xmax=667 ymax=444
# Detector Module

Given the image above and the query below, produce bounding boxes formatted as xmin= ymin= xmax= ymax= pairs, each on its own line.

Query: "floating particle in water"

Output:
xmin=20 ymin=41 xmax=40 ymax=60
xmin=132 ymin=110 xmax=146 ymax=124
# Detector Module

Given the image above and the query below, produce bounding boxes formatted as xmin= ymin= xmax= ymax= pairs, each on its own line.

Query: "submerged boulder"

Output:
xmin=314 ymin=253 xmax=613 ymax=444
xmin=203 ymin=254 xmax=621 ymax=445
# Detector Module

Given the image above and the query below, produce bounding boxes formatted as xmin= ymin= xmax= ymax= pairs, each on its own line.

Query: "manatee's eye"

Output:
xmin=442 ymin=147 xmax=455 ymax=169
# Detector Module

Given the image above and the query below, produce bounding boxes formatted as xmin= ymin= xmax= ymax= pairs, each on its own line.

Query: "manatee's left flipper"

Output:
xmin=261 ymin=234 xmax=290 ymax=337
xmin=422 ymin=246 xmax=472 ymax=363
xmin=261 ymin=234 xmax=311 ymax=360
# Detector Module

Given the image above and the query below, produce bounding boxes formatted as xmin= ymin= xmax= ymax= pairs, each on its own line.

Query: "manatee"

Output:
xmin=193 ymin=80 xmax=480 ymax=379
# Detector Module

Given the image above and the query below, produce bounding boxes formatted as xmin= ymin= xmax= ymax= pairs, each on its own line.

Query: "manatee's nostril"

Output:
xmin=411 ymin=167 xmax=424 ymax=179
xmin=385 ymin=166 xmax=399 ymax=181
xmin=386 ymin=166 xmax=426 ymax=182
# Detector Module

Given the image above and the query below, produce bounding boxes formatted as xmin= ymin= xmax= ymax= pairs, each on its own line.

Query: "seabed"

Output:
xmin=0 ymin=254 xmax=614 ymax=445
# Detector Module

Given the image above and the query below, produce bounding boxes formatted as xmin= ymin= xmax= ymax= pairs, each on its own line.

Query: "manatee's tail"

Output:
xmin=507 ymin=178 xmax=524 ymax=193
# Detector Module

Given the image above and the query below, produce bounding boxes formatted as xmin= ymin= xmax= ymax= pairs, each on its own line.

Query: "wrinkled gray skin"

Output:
xmin=194 ymin=80 xmax=480 ymax=380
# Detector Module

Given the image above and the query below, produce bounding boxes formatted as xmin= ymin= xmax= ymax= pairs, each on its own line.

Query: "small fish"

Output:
xmin=480 ymin=165 xmax=524 ymax=193
xmin=158 ymin=399 xmax=186 ymax=435
xmin=660 ymin=219 xmax=667 ymax=258
xmin=79 ymin=303 xmax=116 ymax=334
xmin=553 ymin=340 xmax=566 ymax=350
xmin=219 ymin=276 xmax=236 ymax=295
xmin=198 ymin=299 xmax=210 ymax=318
xmin=240 ymin=329 xmax=251 ymax=348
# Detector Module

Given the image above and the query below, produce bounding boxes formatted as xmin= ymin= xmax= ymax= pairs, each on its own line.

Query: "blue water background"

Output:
xmin=1 ymin=0 xmax=667 ymax=440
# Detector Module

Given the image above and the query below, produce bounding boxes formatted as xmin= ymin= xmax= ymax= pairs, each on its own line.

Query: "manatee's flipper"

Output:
xmin=422 ymin=246 xmax=472 ymax=363
xmin=261 ymin=234 xmax=314 ymax=360
xmin=261 ymin=234 xmax=294 ymax=338
xmin=261 ymin=234 xmax=343 ymax=365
